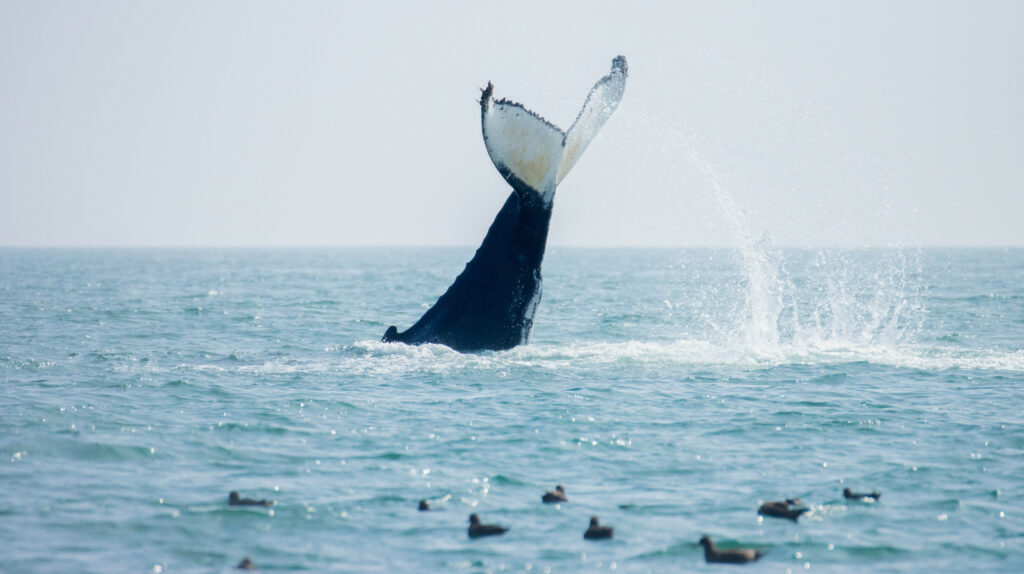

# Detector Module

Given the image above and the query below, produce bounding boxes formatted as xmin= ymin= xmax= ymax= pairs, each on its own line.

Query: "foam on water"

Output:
xmin=364 ymin=338 xmax=1024 ymax=373
xmin=151 ymin=339 xmax=1024 ymax=381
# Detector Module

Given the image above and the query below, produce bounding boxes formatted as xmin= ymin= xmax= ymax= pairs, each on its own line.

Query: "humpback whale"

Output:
xmin=383 ymin=56 xmax=628 ymax=352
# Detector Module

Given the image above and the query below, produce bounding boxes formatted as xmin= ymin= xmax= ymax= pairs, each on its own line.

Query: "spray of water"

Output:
xmin=677 ymin=137 xmax=924 ymax=360
xmin=685 ymin=148 xmax=785 ymax=352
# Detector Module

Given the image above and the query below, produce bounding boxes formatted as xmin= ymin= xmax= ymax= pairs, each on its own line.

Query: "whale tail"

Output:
xmin=480 ymin=56 xmax=628 ymax=203
xmin=382 ymin=57 xmax=628 ymax=353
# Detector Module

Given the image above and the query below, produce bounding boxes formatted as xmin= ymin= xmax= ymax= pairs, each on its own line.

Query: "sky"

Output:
xmin=1 ymin=1 xmax=1022 ymax=248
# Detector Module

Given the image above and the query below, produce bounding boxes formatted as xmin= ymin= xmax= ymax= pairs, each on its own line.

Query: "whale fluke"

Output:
xmin=384 ymin=57 xmax=628 ymax=352
xmin=481 ymin=56 xmax=628 ymax=204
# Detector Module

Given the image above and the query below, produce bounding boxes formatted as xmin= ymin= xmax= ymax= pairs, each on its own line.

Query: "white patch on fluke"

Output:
xmin=481 ymin=100 xmax=564 ymax=196
xmin=481 ymin=56 xmax=628 ymax=204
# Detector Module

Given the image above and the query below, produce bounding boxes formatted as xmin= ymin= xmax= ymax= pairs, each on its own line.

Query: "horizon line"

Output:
xmin=2 ymin=243 xmax=1023 ymax=250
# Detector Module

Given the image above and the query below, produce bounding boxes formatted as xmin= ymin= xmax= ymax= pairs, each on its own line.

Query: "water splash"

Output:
xmin=683 ymin=144 xmax=925 ymax=359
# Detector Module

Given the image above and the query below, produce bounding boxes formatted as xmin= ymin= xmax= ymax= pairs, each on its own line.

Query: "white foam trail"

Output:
xmin=121 ymin=338 xmax=1024 ymax=380
xmin=235 ymin=341 xmax=1024 ymax=377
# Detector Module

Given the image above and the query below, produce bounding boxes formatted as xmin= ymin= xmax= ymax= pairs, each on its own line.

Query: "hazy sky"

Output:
xmin=2 ymin=1 xmax=1022 ymax=247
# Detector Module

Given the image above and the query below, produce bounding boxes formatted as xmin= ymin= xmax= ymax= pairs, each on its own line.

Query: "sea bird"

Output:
xmin=236 ymin=557 xmax=257 ymax=570
xmin=468 ymin=514 xmax=508 ymax=538
xmin=583 ymin=516 xmax=614 ymax=540
xmin=699 ymin=535 xmax=764 ymax=564
xmin=418 ymin=499 xmax=431 ymax=511
xmin=228 ymin=491 xmax=272 ymax=507
xmin=542 ymin=485 xmax=568 ymax=503
xmin=758 ymin=499 xmax=809 ymax=521
xmin=843 ymin=487 xmax=881 ymax=501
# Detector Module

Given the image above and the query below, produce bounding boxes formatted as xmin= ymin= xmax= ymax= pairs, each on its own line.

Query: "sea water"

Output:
xmin=1 ymin=247 xmax=1022 ymax=573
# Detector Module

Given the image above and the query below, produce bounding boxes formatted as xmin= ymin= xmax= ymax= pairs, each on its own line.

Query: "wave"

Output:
xmin=156 ymin=339 xmax=1024 ymax=379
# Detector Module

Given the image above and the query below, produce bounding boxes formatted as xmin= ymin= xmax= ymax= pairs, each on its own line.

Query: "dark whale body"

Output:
xmin=383 ymin=187 xmax=549 ymax=352
xmin=383 ymin=57 xmax=628 ymax=352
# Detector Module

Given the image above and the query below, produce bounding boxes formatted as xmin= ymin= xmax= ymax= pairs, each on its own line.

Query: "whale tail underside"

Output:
xmin=480 ymin=56 xmax=628 ymax=201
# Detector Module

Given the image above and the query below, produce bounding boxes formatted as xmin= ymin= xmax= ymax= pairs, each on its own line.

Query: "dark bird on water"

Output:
xmin=418 ymin=499 xmax=431 ymax=511
xmin=236 ymin=557 xmax=257 ymax=570
xmin=758 ymin=499 xmax=809 ymax=521
xmin=844 ymin=487 xmax=881 ymax=501
xmin=583 ymin=516 xmax=614 ymax=540
xmin=468 ymin=514 xmax=508 ymax=538
xmin=542 ymin=485 xmax=568 ymax=503
xmin=699 ymin=535 xmax=764 ymax=564
xmin=228 ymin=491 xmax=272 ymax=507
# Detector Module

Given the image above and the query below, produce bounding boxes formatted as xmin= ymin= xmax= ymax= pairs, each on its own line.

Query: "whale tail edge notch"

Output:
xmin=383 ymin=56 xmax=628 ymax=352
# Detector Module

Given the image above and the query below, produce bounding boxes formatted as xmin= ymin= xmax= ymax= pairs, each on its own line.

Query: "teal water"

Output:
xmin=1 ymin=247 xmax=1022 ymax=573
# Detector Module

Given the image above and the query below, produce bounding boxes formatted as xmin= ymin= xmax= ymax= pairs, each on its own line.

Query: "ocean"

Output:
xmin=1 ymin=247 xmax=1022 ymax=573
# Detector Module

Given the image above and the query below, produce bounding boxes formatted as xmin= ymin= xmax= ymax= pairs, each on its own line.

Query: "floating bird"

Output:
xmin=843 ymin=487 xmax=881 ymax=501
xmin=236 ymin=557 xmax=257 ymax=570
xmin=583 ymin=516 xmax=614 ymax=540
xmin=418 ymin=499 xmax=431 ymax=511
xmin=542 ymin=485 xmax=568 ymax=503
xmin=468 ymin=514 xmax=508 ymax=538
xmin=758 ymin=499 xmax=809 ymax=521
xmin=699 ymin=535 xmax=764 ymax=564
xmin=228 ymin=491 xmax=272 ymax=507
